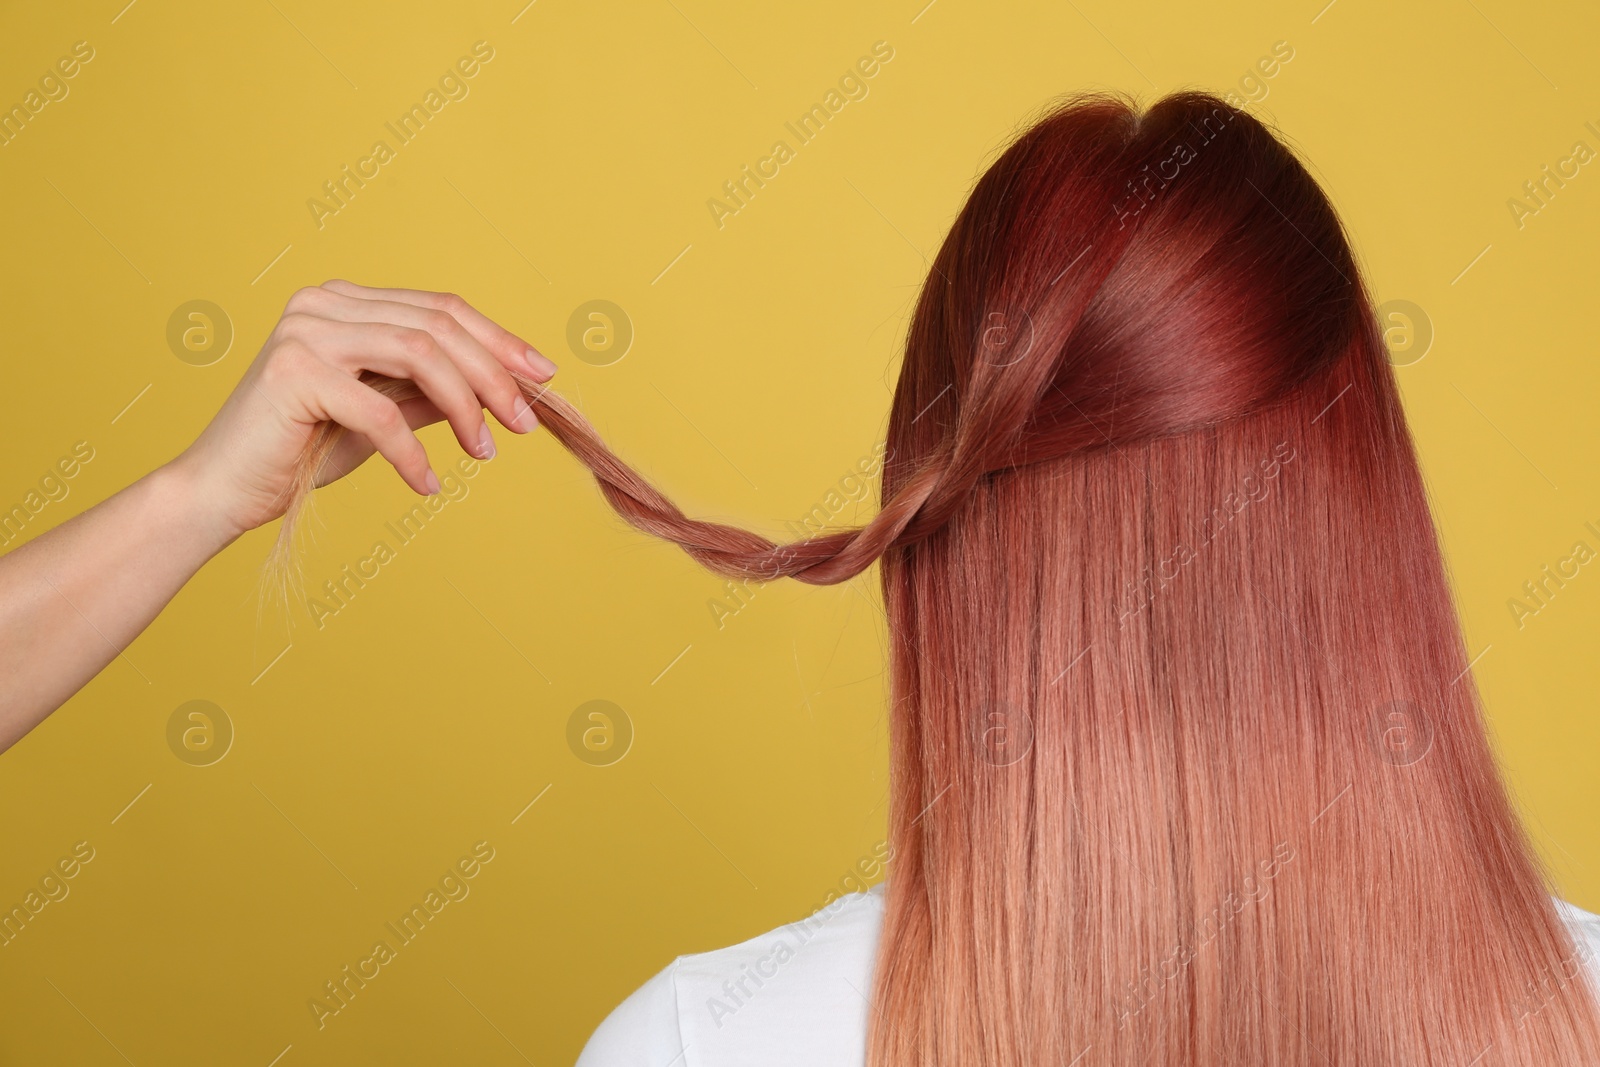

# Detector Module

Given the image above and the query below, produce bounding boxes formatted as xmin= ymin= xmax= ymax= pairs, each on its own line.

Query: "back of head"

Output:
xmin=867 ymin=91 xmax=1600 ymax=1065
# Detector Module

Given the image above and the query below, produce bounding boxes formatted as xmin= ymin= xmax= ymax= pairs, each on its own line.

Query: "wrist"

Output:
xmin=149 ymin=453 xmax=250 ymax=557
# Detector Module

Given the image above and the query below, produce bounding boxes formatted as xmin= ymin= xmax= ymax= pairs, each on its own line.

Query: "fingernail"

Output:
xmin=423 ymin=469 xmax=442 ymax=496
xmin=476 ymin=423 xmax=497 ymax=460
xmin=524 ymin=347 xmax=558 ymax=378
xmin=511 ymin=396 xmax=539 ymax=433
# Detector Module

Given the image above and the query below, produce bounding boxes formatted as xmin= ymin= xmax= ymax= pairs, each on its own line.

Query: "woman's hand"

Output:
xmin=0 ymin=280 xmax=559 ymax=748
xmin=171 ymin=279 xmax=558 ymax=541
xmin=0 ymin=279 xmax=558 ymax=749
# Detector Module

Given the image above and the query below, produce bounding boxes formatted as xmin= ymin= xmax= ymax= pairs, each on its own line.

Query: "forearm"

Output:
xmin=0 ymin=458 xmax=236 ymax=750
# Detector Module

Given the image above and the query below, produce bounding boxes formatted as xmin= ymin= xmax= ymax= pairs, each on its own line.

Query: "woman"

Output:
xmin=540 ymin=91 xmax=1600 ymax=1063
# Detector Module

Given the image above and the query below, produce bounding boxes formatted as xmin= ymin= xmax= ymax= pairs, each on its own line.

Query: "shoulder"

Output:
xmin=1553 ymin=896 xmax=1600 ymax=978
xmin=576 ymin=882 xmax=887 ymax=1067
xmin=575 ymin=957 xmax=685 ymax=1066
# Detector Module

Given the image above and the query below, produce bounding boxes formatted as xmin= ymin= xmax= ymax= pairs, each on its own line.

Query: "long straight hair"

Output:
xmin=285 ymin=91 xmax=1600 ymax=1064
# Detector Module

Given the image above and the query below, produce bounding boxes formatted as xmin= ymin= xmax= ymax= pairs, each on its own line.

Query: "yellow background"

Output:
xmin=2 ymin=0 xmax=1597 ymax=1063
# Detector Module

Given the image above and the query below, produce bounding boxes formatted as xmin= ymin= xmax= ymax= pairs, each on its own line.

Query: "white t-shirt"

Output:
xmin=576 ymin=882 xmax=1600 ymax=1067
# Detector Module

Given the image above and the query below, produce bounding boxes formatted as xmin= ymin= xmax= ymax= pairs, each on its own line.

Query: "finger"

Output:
xmin=396 ymin=394 xmax=449 ymax=431
xmin=279 ymin=314 xmax=501 ymax=460
xmin=316 ymin=279 xmax=558 ymax=381
xmin=285 ymin=289 xmax=541 ymax=437
xmin=304 ymin=360 xmax=439 ymax=496
xmin=318 ymin=395 xmax=449 ymax=487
